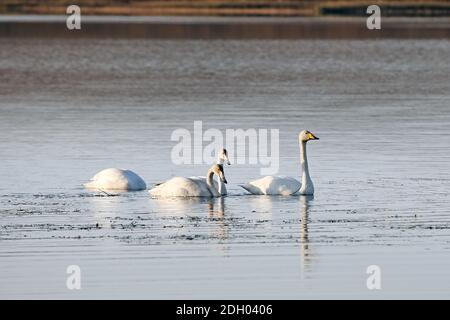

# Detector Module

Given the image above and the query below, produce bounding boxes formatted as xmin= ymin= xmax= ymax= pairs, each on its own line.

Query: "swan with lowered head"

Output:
xmin=84 ymin=168 xmax=147 ymax=191
xmin=240 ymin=130 xmax=319 ymax=195
xmin=149 ymin=164 xmax=227 ymax=198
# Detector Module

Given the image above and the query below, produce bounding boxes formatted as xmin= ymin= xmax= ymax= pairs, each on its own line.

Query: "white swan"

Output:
xmin=217 ymin=148 xmax=231 ymax=166
xmin=240 ymin=130 xmax=319 ymax=196
xmin=149 ymin=164 xmax=227 ymax=198
xmin=84 ymin=168 xmax=147 ymax=191
xmin=188 ymin=148 xmax=230 ymax=195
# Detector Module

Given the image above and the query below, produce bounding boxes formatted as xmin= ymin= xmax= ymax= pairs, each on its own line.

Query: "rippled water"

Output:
xmin=1 ymin=37 xmax=450 ymax=299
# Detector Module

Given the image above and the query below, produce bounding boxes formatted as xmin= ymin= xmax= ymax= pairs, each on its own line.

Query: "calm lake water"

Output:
xmin=1 ymin=31 xmax=450 ymax=298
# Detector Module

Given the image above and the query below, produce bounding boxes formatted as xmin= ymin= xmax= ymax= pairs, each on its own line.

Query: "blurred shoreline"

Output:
xmin=1 ymin=0 xmax=449 ymax=17
xmin=0 ymin=15 xmax=449 ymax=38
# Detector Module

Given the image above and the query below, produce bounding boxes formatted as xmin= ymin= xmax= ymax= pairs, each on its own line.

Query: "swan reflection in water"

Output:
xmin=247 ymin=194 xmax=314 ymax=276
xmin=299 ymin=195 xmax=314 ymax=278
xmin=207 ymin=197 xmax=230 ymax=253
xmin=150 ymin=196 xmax=229 ymax=249
xmin=150 ymin=196 xmax=214 ymax=217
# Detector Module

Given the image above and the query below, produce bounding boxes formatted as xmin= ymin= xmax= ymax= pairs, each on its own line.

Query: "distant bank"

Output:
xmin=1 ymin=0 xmax=450 ymax=17
xmin=0 ymin=16 xmax=449 ymax=39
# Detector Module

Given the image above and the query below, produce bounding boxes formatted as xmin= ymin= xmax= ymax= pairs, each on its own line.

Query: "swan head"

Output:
xmin=210 ymin=164 xmax=228 ymax=184
xmin=218 ymin=148 xmax=231 ymax=165
xmin=299 ymin=130 xmax=319 ymax=143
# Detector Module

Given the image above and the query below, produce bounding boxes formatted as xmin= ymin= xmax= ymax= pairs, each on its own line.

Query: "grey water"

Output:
xmin=1 ymin=35 xmax=450 ymax=299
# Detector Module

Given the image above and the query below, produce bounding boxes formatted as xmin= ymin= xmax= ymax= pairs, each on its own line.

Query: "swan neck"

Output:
xmin=206 ymin=170 xmax=214 ymax=187
xmin=217 ymin=176 xmax=225 ymax=194
xmin=300 ymin=141 xmax=311 ymax=183
xmin=207 ymin=170 xmax=220 ymax=197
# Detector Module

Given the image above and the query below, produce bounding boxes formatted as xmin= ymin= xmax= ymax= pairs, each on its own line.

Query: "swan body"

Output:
xmin=149 ymin=177 xmax=212 ymax=197
xmin=241 ymin=130 xmax=319 ymax=196
xmin=84 ymin=168 xmax=147 ymax=191
xmin=240 ymin=176 xmax=301 ymax=196
xmin=181 ymin=148 xmax=230 ymax=196
xmin=189 ymin=176 xmax=227 ymax=195
xmin=149 ymin=164 xmax=227 ymax=198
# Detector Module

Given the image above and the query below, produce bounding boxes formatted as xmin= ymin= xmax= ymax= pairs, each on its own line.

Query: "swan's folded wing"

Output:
xmin=190 ymin=176 xmax=221 ymax=190
xmin=149 ymin=177 xmax=211 ymax=197
xmin=239 ymin=183 xmax=264 ymax=195
xmin=240 ymin=176 xmax=301 ymax=195
xmin=272 ymin=176 xmax=301 ymax=195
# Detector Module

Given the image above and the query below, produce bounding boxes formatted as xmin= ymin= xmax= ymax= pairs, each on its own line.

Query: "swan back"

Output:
xmin=84 ymin=168 xmax=146 ymax=191
xmin=241 ymin=176 xmax=300 ymax=196
xmin=149 ymin=164 xmax=227 ymax=198
xmin=189 ymin=175 xmax=227 ymax=196
xmin=149 ymin=177 xmax=210 ymax=197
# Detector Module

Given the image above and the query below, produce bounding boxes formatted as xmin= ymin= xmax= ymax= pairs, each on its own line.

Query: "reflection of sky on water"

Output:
xmin=1 ymin=35 xmax=450 ymax=298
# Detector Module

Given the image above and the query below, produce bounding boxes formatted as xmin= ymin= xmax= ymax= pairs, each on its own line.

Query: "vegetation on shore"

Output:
xmin=1 ymin=0 xmax=449 ymax=17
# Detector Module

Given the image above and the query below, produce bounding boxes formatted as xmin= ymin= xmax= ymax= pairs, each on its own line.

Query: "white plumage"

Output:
xmin=149 ymin=164 xmax=227 ymax=198
xmin=84 ymin=168 xmax=146 ymax=191
xmin=240 ymin=130 xmax=319 ymax=196
xmin=240 ymin=176 xmax=301 ymax=196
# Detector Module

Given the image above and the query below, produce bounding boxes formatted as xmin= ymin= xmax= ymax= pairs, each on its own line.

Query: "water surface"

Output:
xmin=1 ymin=37 xmax=450 ymax=299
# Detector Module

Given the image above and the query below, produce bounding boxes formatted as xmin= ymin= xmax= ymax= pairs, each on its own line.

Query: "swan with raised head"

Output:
xmin=84 ymin=168 xmax=147 ymax=191
xmin=240 ymin=130 xmax=319 ymax=196
xmin=149 ymin=164 xmax=227 ymax=198
xmin=217 ymin=148 xmax=231 ymax=166
xmin=189 ymin=148 xmax=231 ymax=195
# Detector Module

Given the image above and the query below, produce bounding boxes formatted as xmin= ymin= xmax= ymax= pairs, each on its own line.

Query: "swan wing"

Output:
xmin=240 ymin=183 xmax=264 ymax=195
xmin=187 ymin=176 xmax=215 ymax=195
xmin=240 ymin=176 xmax=300 ymax=196
xmin=189 ymin=176 xmax=227 ymax=196
xmin=149 ymin=177 xmax=212 ymax=197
